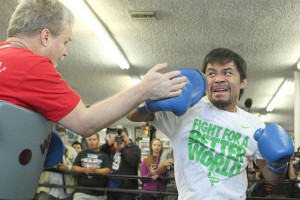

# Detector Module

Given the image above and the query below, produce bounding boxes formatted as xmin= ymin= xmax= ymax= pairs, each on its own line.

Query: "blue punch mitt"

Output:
xmin=44 ymin=130 xmax=65 ymax=168
xmin=254 ymin=123 xmax=294 ymax=174
xmin=138 ymin=68 xmax=207 ymax=116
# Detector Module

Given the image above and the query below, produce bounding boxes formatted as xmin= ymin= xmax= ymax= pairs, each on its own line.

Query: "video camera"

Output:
xmin=115 ymin=136 xmax=123 ymax=144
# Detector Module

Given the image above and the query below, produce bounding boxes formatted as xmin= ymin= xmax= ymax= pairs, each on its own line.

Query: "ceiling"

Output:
xmin=1 ymin=0 xmax=299 ymax=132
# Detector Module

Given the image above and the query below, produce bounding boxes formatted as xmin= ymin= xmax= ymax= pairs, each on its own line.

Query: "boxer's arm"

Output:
xmin=288 ymin=158 xmax=297 ymax=180
xmin=256 ymin=159 xmax=286 ymax=185
xmin=254 ymin=123 xmax=294 ymax=185
xmin=126 ymin=108 xmax=154 ymax=122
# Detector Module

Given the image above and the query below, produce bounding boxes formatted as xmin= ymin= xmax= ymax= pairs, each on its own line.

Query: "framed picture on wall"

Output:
xmin=139 ymin=138 xmax=150 ymax=161
xmin=135 ymin=126 xmax=143 ymax=138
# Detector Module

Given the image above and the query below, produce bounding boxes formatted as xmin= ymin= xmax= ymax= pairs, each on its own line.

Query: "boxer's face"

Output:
xmin=205 ymin=61 xmax=247 ymax=112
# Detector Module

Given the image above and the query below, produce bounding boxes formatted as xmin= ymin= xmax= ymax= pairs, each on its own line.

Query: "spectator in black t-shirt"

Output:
xmin=72 ymin=133 xmax=111 ymax=200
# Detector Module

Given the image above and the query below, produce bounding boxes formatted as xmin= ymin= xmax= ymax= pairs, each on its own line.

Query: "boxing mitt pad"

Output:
xmin=254 ymin=123 xmax=294 ymax=174
xmin=138 ymin=68 xmax=207 ymax=116
xmin=44 ymin=130 xmax=65 ymax=168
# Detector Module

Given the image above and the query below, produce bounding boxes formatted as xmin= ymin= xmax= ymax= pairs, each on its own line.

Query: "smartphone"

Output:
xmin=151 ymin=163 xmax=157 ymax=169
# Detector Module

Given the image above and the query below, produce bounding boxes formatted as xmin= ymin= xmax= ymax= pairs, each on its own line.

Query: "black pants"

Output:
xmin=34 ymin=192 xmax=73 ymax=200
xmin=142 ymin=193 xmax=159 ymax=200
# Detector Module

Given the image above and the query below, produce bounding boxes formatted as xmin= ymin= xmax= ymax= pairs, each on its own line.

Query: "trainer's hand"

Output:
xmin=138 ymin=68 xmax=206 ymax=116
xmin=140 ymin=63 xmax=187 ymax=100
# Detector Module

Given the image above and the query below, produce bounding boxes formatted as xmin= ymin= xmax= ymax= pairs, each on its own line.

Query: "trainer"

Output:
xmin=0 ymin=0 xmax=186 ymax=137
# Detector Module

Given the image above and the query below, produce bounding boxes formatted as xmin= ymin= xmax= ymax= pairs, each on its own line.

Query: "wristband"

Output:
xmin=267 ymin=162 xmax=288 ymax=174
xmin=137 ymin=102 xmax=152 ymax=115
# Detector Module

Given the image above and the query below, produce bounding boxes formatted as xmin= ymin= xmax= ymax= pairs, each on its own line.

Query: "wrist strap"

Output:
xmin=267 ymin=162 xmax=288 ymax=174
xmin=137 ymin=103 xmax=152 ymax=115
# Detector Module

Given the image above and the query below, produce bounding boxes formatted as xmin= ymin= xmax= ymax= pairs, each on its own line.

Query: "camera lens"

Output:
xmin=116 ymin=136 xmax=123 ymax=144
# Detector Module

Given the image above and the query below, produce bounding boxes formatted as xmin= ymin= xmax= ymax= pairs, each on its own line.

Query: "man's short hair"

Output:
xmin=72 ymin=140 xmax=82 ymax=147
xmin=55 ymin=127 xmax=66 ymax=133
xmin=201 ymin=48 xmax=247 ymax=99
xmin=117 ymin=128 xmax=129 ymax=136
xmin=7 ymin=0 xmax=74 ymax=38
xmin=88 ymin=133 xmax=99 ymax=139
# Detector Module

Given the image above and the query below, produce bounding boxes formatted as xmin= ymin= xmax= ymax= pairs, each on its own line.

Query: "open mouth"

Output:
xmin=213 ymin=87 xmax=229 ymax=94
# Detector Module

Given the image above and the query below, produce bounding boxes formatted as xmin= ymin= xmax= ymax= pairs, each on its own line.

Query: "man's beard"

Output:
xmin=211 ymin=99 xmax=231 ymax=110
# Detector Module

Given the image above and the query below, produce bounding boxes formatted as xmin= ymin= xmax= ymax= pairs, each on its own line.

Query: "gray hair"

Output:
xmin=7 ymin=0 xmax=74 ymax=38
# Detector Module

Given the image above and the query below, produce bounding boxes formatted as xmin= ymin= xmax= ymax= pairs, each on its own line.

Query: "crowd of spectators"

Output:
xmin=35 ymin=126 xmax=176 ymax=200
xmin=246 ymin=147 xmax=300 ymax=198
xmin=36 ymin=126 xmax=300 ymax=200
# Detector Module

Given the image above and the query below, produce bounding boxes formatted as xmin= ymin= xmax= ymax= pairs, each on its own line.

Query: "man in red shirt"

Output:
xmin=0 ymin=0 xmax=186 ymax=137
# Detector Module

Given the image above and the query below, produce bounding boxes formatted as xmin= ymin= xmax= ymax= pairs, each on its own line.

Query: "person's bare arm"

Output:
xmin=72 ymin=165 xmax=89 ymax=174
xmin=157 ymin=158 xmax=174 ymax=175
xmin=288 ymin=157 xmax=297 ymax=180
xmin=126 ymin=108 xmax=155 ymax=122
xmin=95 ymin=167 xmax=110 ymax=175
xmin=256 ymin=159 xmax=286 ymax=185
xmin=58 ymin=63 xmax=186 ymax=136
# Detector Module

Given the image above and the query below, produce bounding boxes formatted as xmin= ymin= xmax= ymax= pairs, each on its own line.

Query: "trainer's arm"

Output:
xmin=58 ymin=63 xmax=186 ymax=136
xmin=256 ymin=159 xmax=286 ymax=185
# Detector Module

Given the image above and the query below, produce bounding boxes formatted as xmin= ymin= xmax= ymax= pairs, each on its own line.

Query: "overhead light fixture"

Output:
xmin=128 ymin=11 xmax=158 ymax=20
xmin=62 ymin=0 xmax=130 ymax=69
xmin=266 ymin=78 xmax=294 ymax=112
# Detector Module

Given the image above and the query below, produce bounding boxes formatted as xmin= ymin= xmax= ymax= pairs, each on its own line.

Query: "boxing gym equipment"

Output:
xmin=138 ymin=68 xmax=207 ymax=116
xmin=254 ymin=123 xmax=294 ymax=174
xmin=0 ymin=101 xmax=63 ymax=199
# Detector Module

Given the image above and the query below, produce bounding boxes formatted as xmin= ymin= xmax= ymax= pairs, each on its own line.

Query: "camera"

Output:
xmin=115 ymin=136 xmax=123 ymax=144
xmin=151 ymin=164 xmax=157 ymax=170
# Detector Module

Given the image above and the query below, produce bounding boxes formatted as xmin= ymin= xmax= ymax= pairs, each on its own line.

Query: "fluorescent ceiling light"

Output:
xmin=266 ymin=78 xmax=294 ymax=112
xmin=62 ymin=0 xmax=130 ymax=69
xmin=259 ymin=114 xmax=267 ymax=121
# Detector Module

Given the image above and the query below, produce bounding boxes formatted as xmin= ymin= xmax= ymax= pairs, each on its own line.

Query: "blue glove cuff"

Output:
xmin=137 ymin=104 xmax=153 ymax=115
xmin=267 ymin=162 xmax=288 ymax=174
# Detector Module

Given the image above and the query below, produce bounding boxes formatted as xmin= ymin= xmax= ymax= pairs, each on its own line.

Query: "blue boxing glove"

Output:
xmin=44 ymin=130 xmax=65 ymax=168
xmin=254 ymin=123 xmax=294 ymax=174
xmin=138 ymin=68 xmax=207 ymax=116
